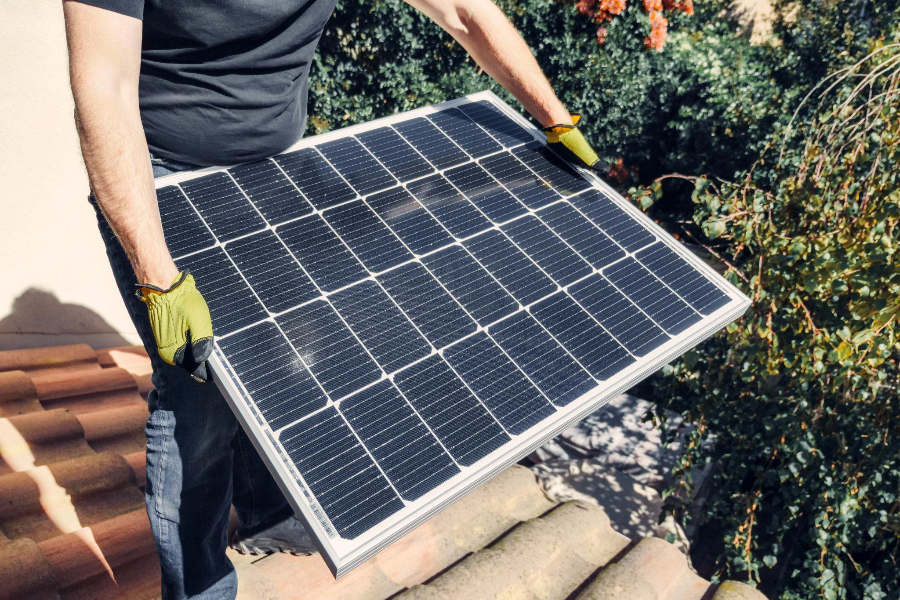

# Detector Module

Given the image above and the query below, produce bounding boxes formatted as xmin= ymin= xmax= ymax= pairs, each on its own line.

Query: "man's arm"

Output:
xmin=63 ymin=1 xmax=178 ymax=289
xmin=64 ymin=2 xmax=214 ymax=381
xmin=404 ymin=0 xmax=573 ymax=128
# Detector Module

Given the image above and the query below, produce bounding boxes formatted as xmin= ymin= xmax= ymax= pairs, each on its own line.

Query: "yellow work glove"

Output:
xmin=136 ymin=271 xmax=214 ymax=382
xmin=543 ymin=114 xmax=610 ymax=174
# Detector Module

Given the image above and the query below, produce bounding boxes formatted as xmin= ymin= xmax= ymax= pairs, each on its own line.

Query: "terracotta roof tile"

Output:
xmin=0 ymin=343 xmax=768 ymax=600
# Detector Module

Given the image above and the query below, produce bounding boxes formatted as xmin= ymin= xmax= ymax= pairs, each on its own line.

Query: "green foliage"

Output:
xmin=651 ymin=46 xmax=900 ymax=598
xmin=308 ymin=0 xmax=780 ymax=180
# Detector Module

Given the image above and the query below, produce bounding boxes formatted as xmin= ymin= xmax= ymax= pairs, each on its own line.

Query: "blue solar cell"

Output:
xmin=537 ymin=202 xmax=625 ymax=269
xmin=340 ymin=380 xmax=460 ymax=501
xmin=636 ymin=244 xmax=730 ymax=316
xmin=157 ymin=185 xmax=215 ymax=257
xmin=530 ymin=293 xmax=634 ymax=380
xmin=322 ymin=200 xmax=413 ymax=273
xmin=488 ymin=311 xmax=595 ymax=407
xmin=179 ymin=172 xmax=266 ymax=242
xmin=318 ymin=136 xmax=397 ymax=197
xmin=279 ymin=407 xmax=405 ymax=539
xmin=569 ymin=274 xmax=669 ymax=357
xmin=357 ymin=127 xmax=434 ymax=182
xmin=276 ymin=215 xmax=367 ymax=293
xmin=175 ymin=247 xmax=267 ymax=336
xmin=275 ymin=147 xmax=357 ymax=210
xmin=427 ymin=108 xmax=502 ymax=158
xmin=218 ymin=321 xmax=327 ymax=430
xmin=479 ymin=152 xmax=560 ymax=210
xmin=457 ymin=100 xmax=534 ymax=147
xmin=330 ymin=281 xmax=432 ymax=373
xmin=406 ymin=175 xmax=492 ymax=239
xmin=366 ymin=187 xmax=454 ymax=255
xmin=444 ymin=162 xmax=527 ymax=223
xmin=228 ymin=160 xmax=313 ymax=225
xmin=444 ymin=333 xmax=555 ymax=434
xmin=603 ymin=257 xmax=701 ymax=335
xmin=421 ymin=245 xmax=518 ymax=326
xmin=224 ymin=230 xmax=320 ymax=314
xmin=570 ymin=189 xmax=657 ymax=252
xmin=394 ymin=117 xmax=468 ymax=170
xmin=463 ymin=230 xmax=558 ymax=306
xmin=512 ymin=143 xmax=592 ymax=196
xmin=377 ymin=262 xmax=476 ymax=348
xmin=501 ymin=216 xmax=593 ymax=287
xmin=394 ymin=355 xmax=510 ymax=466
xmin=277 ymin=300 xmax=382 ymax=400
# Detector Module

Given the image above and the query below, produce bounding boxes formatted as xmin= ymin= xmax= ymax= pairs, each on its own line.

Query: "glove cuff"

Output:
xmin=135 ymin=271 xmax=191 ymax=301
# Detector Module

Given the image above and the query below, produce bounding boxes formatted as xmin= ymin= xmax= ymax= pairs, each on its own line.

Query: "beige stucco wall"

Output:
xmin=0 ymin=1 xmax=141 ymax=350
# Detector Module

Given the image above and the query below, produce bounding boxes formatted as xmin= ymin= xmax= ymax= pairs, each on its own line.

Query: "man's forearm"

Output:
xmin=74 ymin=95 xmax=178 ymax=287
xmin=65 ymin=2 xmax=178 ymax=289
xmin=412 ymin=0 xmax=572 ymax=128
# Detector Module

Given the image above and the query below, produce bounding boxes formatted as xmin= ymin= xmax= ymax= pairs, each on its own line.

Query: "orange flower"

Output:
xmin=596 ymin=26 xmax=609 ymax=45
xmin=644 ymin=10 xmax=668 ymax=50
xmin=598 ymin=0 xmax=626 ymax=16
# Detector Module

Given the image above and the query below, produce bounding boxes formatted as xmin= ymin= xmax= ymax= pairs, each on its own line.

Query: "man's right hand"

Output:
xmin=137 ymin=272 xmax=215 ymax=382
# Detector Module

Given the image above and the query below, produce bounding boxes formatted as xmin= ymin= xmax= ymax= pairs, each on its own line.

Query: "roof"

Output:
xmin=0 ymin=343 xmax=767 ymax=600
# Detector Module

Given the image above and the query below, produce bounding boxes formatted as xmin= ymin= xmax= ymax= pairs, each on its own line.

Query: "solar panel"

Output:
xmin=154 ymin=91 xmax=750 ymax=577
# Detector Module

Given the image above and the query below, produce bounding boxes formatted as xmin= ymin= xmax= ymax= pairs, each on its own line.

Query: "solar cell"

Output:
xmin=394 ymin=117 xmax=468 ymax=169
xmin=275 ymin=147 xmax=357 ymax=210
xmin=394 ymin=355 xmax=510 ymax=466
xmin=276 ymin=300 xmax=382 ymax=399
xmin=366 ymin=187 xmax=454 ymax=255
xmin=339 ymin=380 xmax=460 ymax=500
xmin=501 ymin=215 xmax=593 ymax=286
xmin=276 ymin=215 xmax=367 ymax=292
xmin=318 ymin=136 xmax=397 ymax=196
xmin=444 ymin=332 xmax=556 ymax=434
xmin=175 ymin=247 xmax=267 ymax=335
xmin=155 ymin=93 xmax=748 ymax=577
xmin=224 ymin=231 xmax=320 ymax=314
xmin=218 ymin=322 xmax=327 ymax=429
xmin=228 ymin=160 xmax=313 ymax=224
xmin=570 ymin=189 xmax=657 ymax=252
xmin=444 ymin=162 xmax=527 ymax=223
xmin=179 ymin=172 xmax=266 ymax=241
xmin=457 ymin=99 xmax=534 ymax=147
xmin=157 ymin=185 xmax=215 ymax=256
xmin=420 ymin=245 xmax=518 ymax=326
xmin=427 ymin=108 xmax=501 ymax=158
xmin=406 ymin=174 xmax=492 ymax=238
xmin=357 ymin=127 xmax=434 ymax=182
xmin=329 ymin=281 xmax=432 ymax=373
xmin=322 ymin=200 xmax=413 ymax=273
xmin=513 ymin=143 xmax=592 ymax=196
xmin=602 ymin=257 xmax=701 ymax=335
xmin=479 ymin=152 xmax=561 ymax=210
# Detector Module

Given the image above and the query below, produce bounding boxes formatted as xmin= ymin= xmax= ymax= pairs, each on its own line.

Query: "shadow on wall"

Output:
xmin=0 ymin=288 xmax=131 ymax=351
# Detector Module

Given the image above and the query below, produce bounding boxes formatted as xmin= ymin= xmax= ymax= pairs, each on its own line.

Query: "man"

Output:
xmin=63 ymin=0 xmax=605 ymax=598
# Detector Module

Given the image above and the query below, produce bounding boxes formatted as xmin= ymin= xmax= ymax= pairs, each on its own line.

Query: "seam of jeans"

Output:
xmin=236 ymin=431 xmax=258 ymax=526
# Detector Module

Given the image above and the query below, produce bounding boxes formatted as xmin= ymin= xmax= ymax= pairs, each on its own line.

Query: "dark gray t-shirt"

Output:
xmin=76 ymin=0 xmax=338 ymax=166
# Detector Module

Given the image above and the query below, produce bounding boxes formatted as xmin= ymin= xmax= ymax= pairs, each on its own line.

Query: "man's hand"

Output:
xmin=137 ymin=272 xmax=215 ymax=382
xmin=544 ymin=114 xmax=610 ymax=174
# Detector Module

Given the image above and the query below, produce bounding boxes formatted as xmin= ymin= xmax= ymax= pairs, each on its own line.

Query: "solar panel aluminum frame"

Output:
xmin=153 ymin=90 xmax=752 ymax=577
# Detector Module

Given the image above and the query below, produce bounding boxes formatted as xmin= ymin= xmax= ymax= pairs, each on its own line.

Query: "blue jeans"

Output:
xmin=91 ymin=155 xmax=290 ymax=600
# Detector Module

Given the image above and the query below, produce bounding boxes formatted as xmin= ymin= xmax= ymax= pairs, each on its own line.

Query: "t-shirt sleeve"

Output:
xmin=70 ymin=0 xmax=144 ymax=21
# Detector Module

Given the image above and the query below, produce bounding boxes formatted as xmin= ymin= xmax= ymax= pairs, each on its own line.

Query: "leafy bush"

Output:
xmin=650 ymin=46 xmax=900 ymax=599
xmin=308 ymin=0 xmax=779 ymax=181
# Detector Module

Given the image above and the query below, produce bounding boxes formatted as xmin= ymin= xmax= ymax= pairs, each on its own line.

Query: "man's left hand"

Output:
xmin=544 ymin=114 xmax=610 ymax=174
